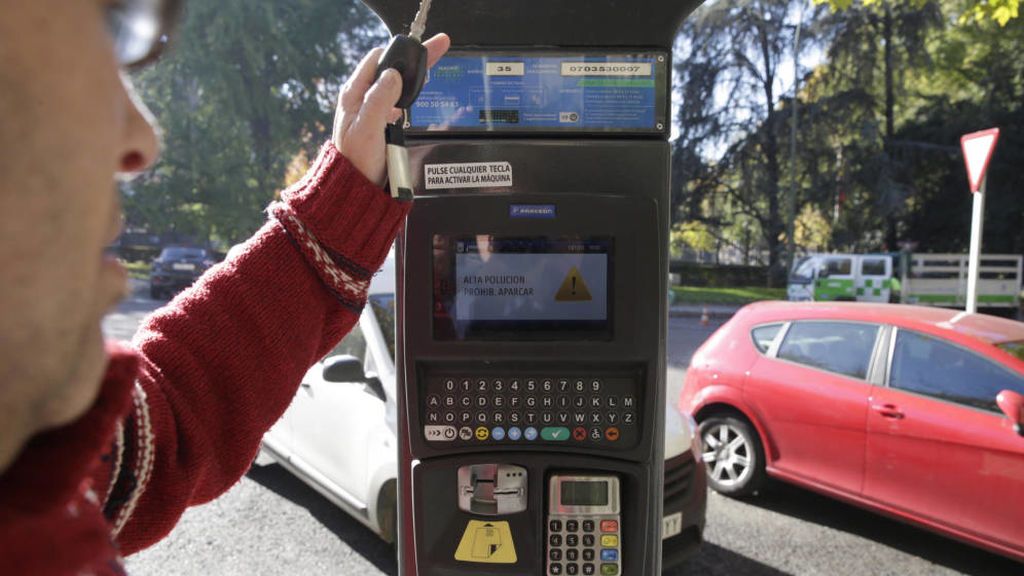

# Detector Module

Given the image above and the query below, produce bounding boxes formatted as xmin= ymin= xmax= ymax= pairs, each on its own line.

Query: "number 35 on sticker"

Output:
xmin=486 ymin=62 xmax=524 ymax=76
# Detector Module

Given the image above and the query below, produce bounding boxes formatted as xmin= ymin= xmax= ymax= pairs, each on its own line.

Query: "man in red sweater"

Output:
xmin=0 ymin=1 xmax=449 ymax=573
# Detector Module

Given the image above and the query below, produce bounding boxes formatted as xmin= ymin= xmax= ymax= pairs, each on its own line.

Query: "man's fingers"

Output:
xmin=423 ymin=33 xmax=451 ymax=69
xmin=340 ymin=46 xmax=385 ymax=114
xmin=349 ymin=69 xmax=403 ymax=140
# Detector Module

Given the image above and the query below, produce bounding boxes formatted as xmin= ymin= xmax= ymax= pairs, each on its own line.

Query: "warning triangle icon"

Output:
xmin=555 ymin=266 xmax=592 ymax=302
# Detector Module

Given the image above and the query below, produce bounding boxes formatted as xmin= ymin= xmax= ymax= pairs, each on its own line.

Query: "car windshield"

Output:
xmin=370 ymin=294 xmax=396 ymax=361
xmin=997 ymin=341 xmax=1024 ymax=362
xmin=160 ymin=247 xmax=206 ymax=260
xmin=790 ymin=257 xmax=814 ymax=283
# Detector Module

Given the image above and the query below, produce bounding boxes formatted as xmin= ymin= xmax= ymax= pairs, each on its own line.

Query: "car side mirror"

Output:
xmin=818 ymin=267 xmax=829 ymax=279
xmin=322 ymin=355 xmax=366 ymax=383
xmin=364 ymin=376 xmax=387 ymax=402
xmin=996 ymin=389 xmax=1024 ymax=437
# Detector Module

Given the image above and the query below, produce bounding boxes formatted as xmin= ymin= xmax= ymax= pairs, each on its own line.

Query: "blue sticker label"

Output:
xmin=410 ymin=54 xmax=660 ymax=131
xmin=510 ymin=204 xmax=556 ymax=219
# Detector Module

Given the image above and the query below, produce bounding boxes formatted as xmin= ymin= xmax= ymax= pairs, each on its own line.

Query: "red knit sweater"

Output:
xmin=0 ymin=142 xmax=410 ymax=575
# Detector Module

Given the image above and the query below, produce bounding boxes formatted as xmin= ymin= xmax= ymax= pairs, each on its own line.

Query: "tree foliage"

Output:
xmin=126 ymin=0 xmax=385 ymax=246
xmin=673 ymin=0 xmax=1024 ymax=272
xmin=673 ymin=0 xmax=826 ymax=283
xmin=814 ymin=0 xmax=1019 ymax=26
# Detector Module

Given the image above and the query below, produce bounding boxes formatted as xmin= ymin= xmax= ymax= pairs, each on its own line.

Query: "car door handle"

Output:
xmin=871 ymin=403 xmax=904 ymax=419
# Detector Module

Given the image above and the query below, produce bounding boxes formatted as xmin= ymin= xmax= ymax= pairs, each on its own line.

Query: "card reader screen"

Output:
xmin=560 ymin=481 xmax=609 ymax=507
xmin=433 ymin=235 xmax=612 ymax=340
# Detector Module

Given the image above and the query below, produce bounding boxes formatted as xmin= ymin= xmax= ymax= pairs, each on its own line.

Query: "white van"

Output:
xmin=787 ymin=253 xmax=895 ymax=303
xmin=260 ymin=252 xmax=707 ymax=568
xmin=788 ymin=252 xmax=1023 ymax=309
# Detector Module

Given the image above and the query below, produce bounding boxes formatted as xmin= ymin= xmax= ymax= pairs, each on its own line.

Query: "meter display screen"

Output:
xmin=560 ymin=481 xmax=609 ymax=507
xmin=408 ymin=51 xmax=667 ymax=133
xmin=432 ymin=235 xmax=612 ymax=340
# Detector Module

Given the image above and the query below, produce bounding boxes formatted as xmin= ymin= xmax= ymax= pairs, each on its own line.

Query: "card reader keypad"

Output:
xmin=422 ymin=375 xmax=639 ymax=448
xmin=547 ymin=514 xmax=621 ymax=575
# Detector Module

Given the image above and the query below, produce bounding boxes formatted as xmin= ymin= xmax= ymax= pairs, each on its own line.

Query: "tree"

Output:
xmin=794 ymin=204 xmax=833 ymax=250
xmin=813 ymin=0 xmax=942 ymax=249
xmin=126 ymin=0 xmax=385 ymax=246
xmin=673 ymin=0 xmax=1024 ymax=265
xmin=815 ymin=0 xmax=1019 ymax=26
xmin=670 ymin=221 xmax=717 ymax=260
xmin=673 ymin=0 xmax=824 ymax=284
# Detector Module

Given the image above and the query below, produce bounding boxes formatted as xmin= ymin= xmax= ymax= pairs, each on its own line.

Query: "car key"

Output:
xmin=376 ymin=0 xmax=433 ymax=200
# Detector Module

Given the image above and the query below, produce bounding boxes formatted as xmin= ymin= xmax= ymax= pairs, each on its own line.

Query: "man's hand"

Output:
xmin=332 ymin=33 xmax=451 ymax=187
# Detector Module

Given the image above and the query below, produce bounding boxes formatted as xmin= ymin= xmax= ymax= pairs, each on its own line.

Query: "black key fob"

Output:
xmin=376 ymin=35 xmax=427 ymax=109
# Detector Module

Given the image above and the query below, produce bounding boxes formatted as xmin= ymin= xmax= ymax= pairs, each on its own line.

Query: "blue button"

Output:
xmin=601 ymin=549 xmax=618 ymax=562
xmin=524 ymin=426 xmax=539 ymax=441
xmin=491 ymin=426 xmax=506 ymax=441
xmin=507 ymin=426 xmax=522 ymax=441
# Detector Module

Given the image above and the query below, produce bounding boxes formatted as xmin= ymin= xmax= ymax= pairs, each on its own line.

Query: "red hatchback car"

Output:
xmin=679 ymin=301 xmax=1024 ymax=562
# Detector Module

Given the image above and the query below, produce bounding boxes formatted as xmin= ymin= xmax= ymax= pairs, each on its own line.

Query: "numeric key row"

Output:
xmin=440 ymin=378 xmax=606 ymax=394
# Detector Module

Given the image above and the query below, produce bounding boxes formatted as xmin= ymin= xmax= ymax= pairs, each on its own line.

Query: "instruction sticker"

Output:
xmin=454 ymin=520 xmax=518 ymax=564
xmin=424 ymin=162 xmax=513 ymax=190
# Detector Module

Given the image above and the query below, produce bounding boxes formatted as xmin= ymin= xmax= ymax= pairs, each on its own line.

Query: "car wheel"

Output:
xmin=699 ymin=414 xmax=765 ymax=497
xmin=377 ymin=480 xmax=397 ymax=544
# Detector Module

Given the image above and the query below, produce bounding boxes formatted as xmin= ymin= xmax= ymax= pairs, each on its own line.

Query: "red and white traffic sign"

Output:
xmin=960 ymin=128 xmax=1000 ymax=193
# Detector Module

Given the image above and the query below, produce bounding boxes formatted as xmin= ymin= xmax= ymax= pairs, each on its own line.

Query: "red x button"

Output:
xmin=573 ymin=427 xmax=587 ymax=441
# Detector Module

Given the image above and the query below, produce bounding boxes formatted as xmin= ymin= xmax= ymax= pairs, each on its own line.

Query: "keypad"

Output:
xmin=422 ymin=374 xmax=639 ymax=448
xmin=548 ymin=514 xmax=621 ymax=576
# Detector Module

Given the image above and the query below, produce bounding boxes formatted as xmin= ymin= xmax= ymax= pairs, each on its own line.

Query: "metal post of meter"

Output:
xmin=965 ymin=178 xmax=986 ymax=314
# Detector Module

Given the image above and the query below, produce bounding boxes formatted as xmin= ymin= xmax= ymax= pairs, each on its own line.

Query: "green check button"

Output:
xmin=541 ymin=427 xmax=570 ymax=441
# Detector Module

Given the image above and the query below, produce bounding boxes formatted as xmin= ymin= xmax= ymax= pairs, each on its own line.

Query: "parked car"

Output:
xmin=261 ymin=253 xmax=707 ymax=570
xmin=149 ymin=246 xmax=214 ymax=299
xmin=679 ymin=301 xmax=1024 ymax=562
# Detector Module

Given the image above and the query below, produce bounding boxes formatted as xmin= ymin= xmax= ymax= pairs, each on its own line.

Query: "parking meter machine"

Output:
xmin=362 ymin=2 xmax=699 ymax=574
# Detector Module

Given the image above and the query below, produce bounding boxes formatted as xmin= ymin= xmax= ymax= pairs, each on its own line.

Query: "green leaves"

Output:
xmin=815 ymin=0 xmax=1020 ymax=26
xmin=959 ymin=0 xmax=1020 ymax=26
xmin=126 ymin=0 xmax=385 ymax=247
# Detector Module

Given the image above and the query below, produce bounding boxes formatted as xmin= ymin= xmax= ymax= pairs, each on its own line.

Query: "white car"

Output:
xmin=260 ymin=253 xmax=707 ymax=568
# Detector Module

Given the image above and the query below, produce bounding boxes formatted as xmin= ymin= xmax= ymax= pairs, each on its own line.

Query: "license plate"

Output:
xmin=662 ymin=511 xmax=682 ymax=539
xmin=172 ymin=263 xmax=196 ymax=271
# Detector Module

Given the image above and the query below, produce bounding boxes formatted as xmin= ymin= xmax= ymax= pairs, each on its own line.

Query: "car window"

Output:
xmin=997 ymin=341 xmax=1024 ymax=362
xmin=825 ymin=258 xmax=852 ymax=276
xmin=751 ymin=324 xmax=783 ymax=354
xmin=370 ymin=294 xmax=396 ymax=361
xmin=777 ymin=321 xmax=879 ymax=379
xmin=861 ymin=258 xmax=887 ymax=276
xmin=890 ymin=330 xmax=1024 ymax=412
xmin=790 ymin=257 xmax=814 ymax=283
xmin=363 ymin=345 xmax=378 ymax=376
xmin=326 ymin=325 xmax=366 ymax=363
xmin=160 ymin=247 xmax=206 ymax=260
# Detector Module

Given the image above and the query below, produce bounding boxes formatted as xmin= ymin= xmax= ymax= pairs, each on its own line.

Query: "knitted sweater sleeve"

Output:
xmin=105 ymin=142 xmax=410 ymax=554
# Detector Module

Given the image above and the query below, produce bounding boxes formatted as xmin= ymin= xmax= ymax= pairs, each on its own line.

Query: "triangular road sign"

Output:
xmin=960 ymin=128 xmax=1000 ymax=193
